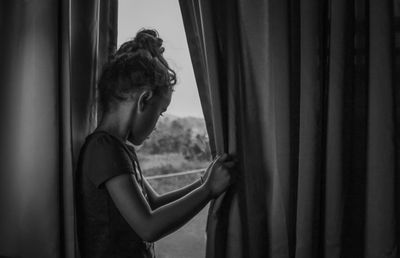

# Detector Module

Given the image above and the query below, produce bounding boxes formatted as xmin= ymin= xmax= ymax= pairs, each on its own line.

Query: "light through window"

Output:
xmin=118 ymin=1 xmax=211 ymax=257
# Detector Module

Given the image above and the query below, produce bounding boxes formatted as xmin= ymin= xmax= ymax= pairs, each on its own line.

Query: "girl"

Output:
xmin=76 ymin=29 xmax=235 ymax=258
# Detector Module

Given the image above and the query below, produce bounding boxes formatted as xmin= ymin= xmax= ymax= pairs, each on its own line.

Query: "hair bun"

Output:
xmin=135 ymin=29 xmax=164 ymax=55
xmin=115 ymin=29 xmax=165 ymax=60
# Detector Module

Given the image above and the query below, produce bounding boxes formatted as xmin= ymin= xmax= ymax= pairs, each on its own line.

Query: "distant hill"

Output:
xmin=160 ymin=114 xmax=208 ymax=136
xmin=137 ymin=114 xmax=211 ymax=161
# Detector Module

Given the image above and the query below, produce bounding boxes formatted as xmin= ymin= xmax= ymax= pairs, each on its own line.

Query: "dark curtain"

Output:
xmin=0 ymin=1 xmax=117 ymax=257
xmin=180 ymin=0 xmax=400 ymax=257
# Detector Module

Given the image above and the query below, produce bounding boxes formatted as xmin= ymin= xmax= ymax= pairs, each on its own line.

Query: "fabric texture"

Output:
xmin=76 ymin=131 xmax=154 ymax=258
xmin=0 ymin=1 xmax=118 ymax=257
xmin=81 ymin=133 xmax=134 ymax=189
xmin=179 ymin=0 xmax=400 ymax=257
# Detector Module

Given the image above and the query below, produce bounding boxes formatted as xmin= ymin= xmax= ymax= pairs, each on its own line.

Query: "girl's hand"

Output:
xmin=204 ymin=153 xmax=236 ymax=198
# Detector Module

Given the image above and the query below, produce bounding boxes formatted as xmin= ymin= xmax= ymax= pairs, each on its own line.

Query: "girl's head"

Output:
xmin=98 ymin=29 xmax=177 ymax=144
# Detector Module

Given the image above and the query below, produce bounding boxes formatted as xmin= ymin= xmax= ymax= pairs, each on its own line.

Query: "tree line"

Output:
xmin=139 ymin=116 xmax=211 ymax=161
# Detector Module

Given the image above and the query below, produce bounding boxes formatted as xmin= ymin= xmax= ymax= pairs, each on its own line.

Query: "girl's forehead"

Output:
xmin=160 ymin=88 xmax=173 ymax=101
xmin=152 ymin=89 xmax=172 ymax=108
xmin=161 ymin=91 xmax=172 ymax=107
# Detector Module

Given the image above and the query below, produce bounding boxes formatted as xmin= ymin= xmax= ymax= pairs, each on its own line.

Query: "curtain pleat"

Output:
xmin=61 ymin=0 xmax=75 ymax=257
xmin=0 ymin=1 xmax=117 ymax=257
xmin=395 ymin=2 xmax=400 ymax=256
xmin=365 ymin=0 xmax=396 ymax=256
xmin=180 ymin=0 xmax=400 ymax=257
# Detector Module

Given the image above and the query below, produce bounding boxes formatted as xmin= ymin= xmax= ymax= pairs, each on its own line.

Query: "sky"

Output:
xmin=118 ymin=0 xmax=204 ymax=118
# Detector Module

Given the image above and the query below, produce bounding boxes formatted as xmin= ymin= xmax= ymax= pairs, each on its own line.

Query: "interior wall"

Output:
xmin=0 ymin=1 xmax=61 ymax=257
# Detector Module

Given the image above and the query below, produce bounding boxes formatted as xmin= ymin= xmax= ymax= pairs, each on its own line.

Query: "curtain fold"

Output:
xmin=0 ymin=1 xmax=117 ymax=257
xmin=180 ymin=0 xmax=400 ymax=257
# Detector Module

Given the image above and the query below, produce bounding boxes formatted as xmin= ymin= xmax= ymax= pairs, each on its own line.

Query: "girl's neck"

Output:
xmin=96 ymin=112 xmax=130 ymax=141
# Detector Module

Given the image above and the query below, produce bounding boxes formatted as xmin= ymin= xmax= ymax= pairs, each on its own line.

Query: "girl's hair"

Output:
xmin=98 ymin=29 xmax=177 ymax=113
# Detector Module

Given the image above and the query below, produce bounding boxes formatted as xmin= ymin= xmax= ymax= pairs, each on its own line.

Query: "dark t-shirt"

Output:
xmin=76 ymin=131 xmax=154 ymax=258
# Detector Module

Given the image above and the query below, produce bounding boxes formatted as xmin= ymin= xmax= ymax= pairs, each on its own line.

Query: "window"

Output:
xmin=118 ymin=1 xmax=211 ymax=257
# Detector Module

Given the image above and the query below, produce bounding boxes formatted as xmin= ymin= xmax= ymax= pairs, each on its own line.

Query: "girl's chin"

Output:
xmin=130 ymin=139 xmax=141 ymax=146
xmin=127 ymin=130 xmax=151 ymax=145
xmin=128 ymin=136 xmax=149 ymax=146
xmin=127 ymin=135 xmax=139 ymax=145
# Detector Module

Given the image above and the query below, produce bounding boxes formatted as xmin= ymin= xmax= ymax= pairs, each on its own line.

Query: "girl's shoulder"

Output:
xmin=84 ymin=131 xmax=127 ymax=151
xmin=81 ymin=131 xmax=132 ymax=162
xmin=86 ymin=130 xmax=121 ymax=143
xmin=79 ymin=131 xmax=136 ymax=189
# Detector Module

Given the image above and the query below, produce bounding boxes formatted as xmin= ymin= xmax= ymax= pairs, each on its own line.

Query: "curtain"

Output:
xmin=180 ymin=0 xmax=400 ymax=257
xmin=0 ymin=1 xmax=117 ymax=257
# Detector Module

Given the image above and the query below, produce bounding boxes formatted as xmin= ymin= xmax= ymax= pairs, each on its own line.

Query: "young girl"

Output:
xmin=76 ymin=29 xmax=235 ymax=258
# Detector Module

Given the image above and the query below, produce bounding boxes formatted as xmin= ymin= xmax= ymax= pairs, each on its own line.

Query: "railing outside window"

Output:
xmin=146 ymin=169 xmax=208 ymax=258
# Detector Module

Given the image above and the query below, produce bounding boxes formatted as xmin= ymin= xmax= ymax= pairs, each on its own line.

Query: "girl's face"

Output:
xmin=128 ymin=89 xmax=172 ymax=145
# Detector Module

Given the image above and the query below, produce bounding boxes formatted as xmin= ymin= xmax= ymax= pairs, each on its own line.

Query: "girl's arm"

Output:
xmin=143 ymin=174 xmax=203 ymax=210
xmin=143 ymin=159 xmax=215 ymax=210
xmin=105 ymin=154 xmax=234 ymax=242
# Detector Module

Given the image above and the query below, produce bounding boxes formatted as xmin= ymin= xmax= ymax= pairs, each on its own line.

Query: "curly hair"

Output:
xmin=98 ymin=29 xmax=177 ymax=113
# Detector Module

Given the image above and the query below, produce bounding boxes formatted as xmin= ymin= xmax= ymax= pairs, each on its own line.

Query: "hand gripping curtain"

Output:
xmin=180 ymin=0 xmax=400 ymax=257
xmin=0 ymin=1 xmax=117 ymax=257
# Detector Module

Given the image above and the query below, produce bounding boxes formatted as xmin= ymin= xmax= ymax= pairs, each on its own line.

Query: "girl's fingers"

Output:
xmin=213 ymin=154 xmax=222 ymax=164
xmin=211 ymin=153 xmax=227 ymax=168
xmin=219 ymin=153 xmax=229 ymax=162
xmin=213 ymin=153 xmax=237 ymax=171
xmin=222 ymin=161 xmax=236 ymax=168
xmin=215 ymin=153 xmax=236 ymax=162
xmin=208 ymin=154 xmax=221 ymax=169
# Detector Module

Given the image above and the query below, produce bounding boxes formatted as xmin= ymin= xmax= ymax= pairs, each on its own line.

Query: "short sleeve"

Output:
xmin=83 ymin=134 xmax=134 ymax=189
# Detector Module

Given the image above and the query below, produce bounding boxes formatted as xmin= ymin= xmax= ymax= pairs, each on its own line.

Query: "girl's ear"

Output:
xmin=137 ymin=89 xmax=154 ymax=112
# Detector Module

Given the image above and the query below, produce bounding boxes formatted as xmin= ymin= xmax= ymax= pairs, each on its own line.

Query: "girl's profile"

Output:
xmin=75 ymin=29 xmax=236 ymax=258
